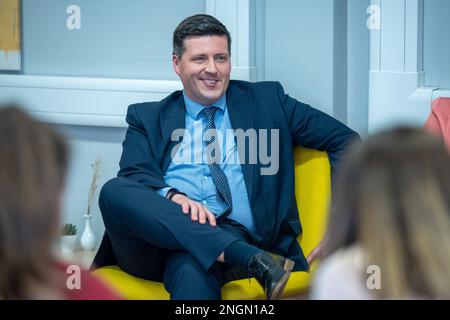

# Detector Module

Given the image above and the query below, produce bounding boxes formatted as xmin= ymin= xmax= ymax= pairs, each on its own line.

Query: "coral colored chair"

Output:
xmin=424 ymin=97 xmax=450 ymax=150
xmin=92 ymin=147 xmax=331 ymax=299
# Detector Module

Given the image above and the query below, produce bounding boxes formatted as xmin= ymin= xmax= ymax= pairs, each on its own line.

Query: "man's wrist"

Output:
xmin=156 ymin=186 xmax=172 ymax=198
xmin=166 ymin=188 xmax=187 ymax=200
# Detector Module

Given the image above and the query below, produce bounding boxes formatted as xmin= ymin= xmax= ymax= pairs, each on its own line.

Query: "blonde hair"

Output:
xmin=325 ymin=127 xmax=450 ymax=299
xmin=0 ymin=106 xmax=68 ymax=299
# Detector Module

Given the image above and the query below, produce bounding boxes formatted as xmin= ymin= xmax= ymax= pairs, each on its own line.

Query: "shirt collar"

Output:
xmin=183 ymin=92 xmax=227 ymax=120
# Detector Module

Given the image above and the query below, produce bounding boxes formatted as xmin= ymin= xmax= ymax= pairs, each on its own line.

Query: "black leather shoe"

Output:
xmin=248 ymin=252 xmax=295 ymax=300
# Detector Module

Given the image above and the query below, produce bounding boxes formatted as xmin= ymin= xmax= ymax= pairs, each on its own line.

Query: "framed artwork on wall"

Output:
xmin=0 ymin=0 xmax=21 ymax=70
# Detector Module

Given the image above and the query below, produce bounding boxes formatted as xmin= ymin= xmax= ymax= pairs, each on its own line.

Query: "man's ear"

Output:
xmin=172 ymin=54 xmax=181 ymax=76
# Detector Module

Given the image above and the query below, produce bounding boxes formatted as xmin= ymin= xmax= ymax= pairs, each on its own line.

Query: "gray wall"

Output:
xmin=22 ymin=0 xmax=204 ymax=79
xmin=424 ymin=0 xmax=450 ymax=89
xmin=264 ymin=0 xmax=369 ymax=134
xmin=347 ymin=0 xmax=369 ymax=136
xmin=264 ymin=0 xmax=335 ymax=115
xmin=58 ymin=125 xmax=125 ymax=245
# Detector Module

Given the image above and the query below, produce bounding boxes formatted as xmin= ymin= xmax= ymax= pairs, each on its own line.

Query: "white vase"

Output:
xmin=60 ymin=235 xmax=77 ymax=253
xmin=80 ymin=214 xmax=96 ymax=251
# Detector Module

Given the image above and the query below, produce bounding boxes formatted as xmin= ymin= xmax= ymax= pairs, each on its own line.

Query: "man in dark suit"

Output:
xmin=92 ymin=14 xmax=358 ymax=300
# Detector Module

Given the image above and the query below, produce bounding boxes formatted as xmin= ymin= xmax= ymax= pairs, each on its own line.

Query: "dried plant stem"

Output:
xmin=87 ymin=156 xmax=102 ymax=216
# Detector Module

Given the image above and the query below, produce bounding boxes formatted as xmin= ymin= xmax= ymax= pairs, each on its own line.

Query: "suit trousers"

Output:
xmin=99 ymin=176 xmax=252 ymax=299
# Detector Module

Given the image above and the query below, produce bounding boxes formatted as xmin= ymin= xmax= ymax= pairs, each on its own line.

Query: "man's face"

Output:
xmin=173 ymin=35 xmax=231 ymax=106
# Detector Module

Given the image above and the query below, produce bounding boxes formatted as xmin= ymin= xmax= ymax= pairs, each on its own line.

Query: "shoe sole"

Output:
xmin=269 ymin=258 xmax=295 ymax=300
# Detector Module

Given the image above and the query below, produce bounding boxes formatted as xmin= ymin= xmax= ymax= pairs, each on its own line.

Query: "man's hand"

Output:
xmin=306 ymin=239 xmax=325 ymax=266
xmin=171 ymin=194 xmax=217 ymax=227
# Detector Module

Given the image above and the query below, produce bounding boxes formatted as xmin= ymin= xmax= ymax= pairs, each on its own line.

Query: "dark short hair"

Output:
xmin=173 ymin=14 xmax=231 ymax=58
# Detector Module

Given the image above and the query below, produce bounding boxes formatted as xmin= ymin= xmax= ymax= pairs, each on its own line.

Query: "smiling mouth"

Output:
xmin=200 ymin=78 xmax=220 ymax=87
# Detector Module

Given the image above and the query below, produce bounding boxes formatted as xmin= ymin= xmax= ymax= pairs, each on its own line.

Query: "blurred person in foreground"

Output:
xmin=0 ymin=106 xmax=121 ymax=299
xmin=311 ymin=127 xmax=450 ymax=299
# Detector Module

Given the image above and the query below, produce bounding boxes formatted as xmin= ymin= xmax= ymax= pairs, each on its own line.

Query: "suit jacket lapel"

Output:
xmin=226 ymin=84 xmax=256 ymax=204
xmin=160 ymin=93 xmax=186 ymax=171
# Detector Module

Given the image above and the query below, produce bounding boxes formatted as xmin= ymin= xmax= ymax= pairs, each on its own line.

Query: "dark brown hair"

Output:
xmin=173 ymin=14 xmax=231 ymax=58
xmin=324 ymin=127 xmax=450 ymax=298
xmin=0 ymin=106 xmax=68 ymax=299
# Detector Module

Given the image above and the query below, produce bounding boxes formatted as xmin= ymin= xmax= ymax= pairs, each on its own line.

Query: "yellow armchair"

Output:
xmin=93 ymin=147 xmax=331 ymax=299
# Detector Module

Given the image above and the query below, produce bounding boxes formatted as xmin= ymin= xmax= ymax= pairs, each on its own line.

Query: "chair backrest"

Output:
xmin=293 ymin=147 xmax=331 ymax=256
xmin=424 ymin=97 xmax=450 ymax=150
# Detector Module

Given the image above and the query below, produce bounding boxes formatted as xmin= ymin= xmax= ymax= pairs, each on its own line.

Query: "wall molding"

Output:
xmin=0 ymin=74 xmax=183 ymax=127
xmin=368 ymin=0 xmax=428 ymax=132
xmin=432 ymin=89 xmax=450 ymax=99
xmin=0 ymin=74 xmax=183 ymax=93
xmin=0 ymin=66 xmax=256 ymax=127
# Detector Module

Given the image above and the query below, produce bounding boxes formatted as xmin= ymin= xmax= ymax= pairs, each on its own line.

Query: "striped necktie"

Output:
xmin=201 ymin=106 xmax=233 ymax=220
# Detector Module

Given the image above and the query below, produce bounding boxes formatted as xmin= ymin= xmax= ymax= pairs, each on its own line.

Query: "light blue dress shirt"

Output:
xmin=157 ymin=92 xmax=256 ymax=233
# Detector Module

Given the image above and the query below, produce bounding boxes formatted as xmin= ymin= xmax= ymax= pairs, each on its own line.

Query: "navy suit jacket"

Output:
xmin=93 ymin=80 xmax=358 ymax=272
